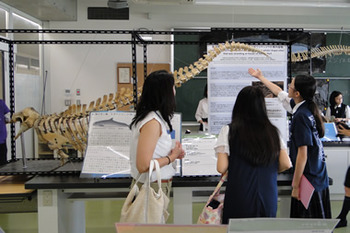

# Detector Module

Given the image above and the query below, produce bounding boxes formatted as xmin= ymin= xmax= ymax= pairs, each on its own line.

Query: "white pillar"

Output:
xmin=37 ymin=189 xmax=86 ymax=233
xmin=173 ymin=187 xmax=193 ymax=224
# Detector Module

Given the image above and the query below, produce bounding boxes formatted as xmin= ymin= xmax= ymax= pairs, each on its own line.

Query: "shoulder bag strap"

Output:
xmin=152 ymin=159 xmax=162 ymax=193
xmin=211 ymin=171 xmax=228 ymax=197
xmin=144 ymin=159 xmax=155 ymax=223
xmin=147 ymin=160 xmax=155 ymax=185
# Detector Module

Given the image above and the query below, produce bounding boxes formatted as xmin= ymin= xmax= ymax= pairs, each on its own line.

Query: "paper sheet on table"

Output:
xmin=181 ymin=134 xmax=219 ymax=176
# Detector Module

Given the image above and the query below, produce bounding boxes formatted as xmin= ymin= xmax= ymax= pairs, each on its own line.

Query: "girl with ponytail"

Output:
xmin=294 ymin=75 xmax=325 ymax=138
xmin=248 ymin=68 xmax=331 ymax=219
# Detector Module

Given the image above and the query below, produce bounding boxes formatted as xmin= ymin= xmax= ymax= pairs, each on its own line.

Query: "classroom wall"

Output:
xmin=45 ymin=4 xmax=173 ymax=113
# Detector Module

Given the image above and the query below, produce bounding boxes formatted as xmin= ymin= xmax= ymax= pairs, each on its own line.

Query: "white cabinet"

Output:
xmin=324 ymin=147 xmax=349 ymax=199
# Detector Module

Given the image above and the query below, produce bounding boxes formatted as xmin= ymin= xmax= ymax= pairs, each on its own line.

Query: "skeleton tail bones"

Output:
xmin=11 ymin=41 xmax=269 ymax=164
xmin=291 ymin=45 xmax=350 ymax=62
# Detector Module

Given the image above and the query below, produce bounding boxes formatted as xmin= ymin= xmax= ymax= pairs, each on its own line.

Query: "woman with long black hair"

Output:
xmin=215 ymin=86 xmax=291 ymax=224
xmin=129 ymin=70 xmax=185 ymax=199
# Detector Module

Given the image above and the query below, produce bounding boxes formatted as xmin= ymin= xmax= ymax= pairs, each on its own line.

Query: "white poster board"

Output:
xmin=207 ymin=45 xmax=289 ymax=142
xmin=80 ymin=111 xmax=182 ymax=178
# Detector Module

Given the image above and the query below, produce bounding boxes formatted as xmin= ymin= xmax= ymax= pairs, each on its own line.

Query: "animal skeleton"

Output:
xmin=291 ymin=45 xmax=350 ymax=62
xmin=10 ymin=41 xmax=270 ymax=163
xmin=11 ymin=86 xmax=141 ymax=163
xmin=12 ymin=42 xmax=350 ymax=163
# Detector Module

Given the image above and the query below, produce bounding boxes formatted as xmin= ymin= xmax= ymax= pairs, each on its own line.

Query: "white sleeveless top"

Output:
xmin=130 ymin=111 xmax=175 ymax=183
xmin=214 ymin=125 xmax=287 ymax=156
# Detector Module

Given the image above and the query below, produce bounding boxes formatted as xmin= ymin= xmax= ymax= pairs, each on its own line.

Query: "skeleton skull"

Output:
xmin=11 ymin=107 xmax=40 ymax=139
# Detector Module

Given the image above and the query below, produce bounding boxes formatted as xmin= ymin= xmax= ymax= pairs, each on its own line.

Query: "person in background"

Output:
xmin=248 ymin=68 xmax=331 ymax=219
xmin=325 ymin=90 xmax=350 ymax=123
xmin=334 ymin=166 xmax=350 ymax=228
xmin=333 ymin=127 xmax=350 ymax=227
xmin=0 ymin=99 xmax=10 ymax=166
xmin=215 ymin=86 xmax=292 ymax=224
xmin=129 ymin=70 xmax=185 ymax=200
xmin=195 ymin=84 xmax=208 ymax=131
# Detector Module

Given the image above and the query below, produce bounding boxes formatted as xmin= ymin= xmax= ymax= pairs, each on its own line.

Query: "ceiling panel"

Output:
xmin=0 ymin=0 xmax=77 ymax=21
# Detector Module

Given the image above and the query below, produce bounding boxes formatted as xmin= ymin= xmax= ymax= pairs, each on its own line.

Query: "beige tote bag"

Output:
xmin=120 ymin=159 xmax=170 ymax=223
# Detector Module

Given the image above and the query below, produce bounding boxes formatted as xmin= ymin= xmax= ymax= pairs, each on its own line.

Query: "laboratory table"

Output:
xmin=25 ymin=173 xmax=293 ymax=233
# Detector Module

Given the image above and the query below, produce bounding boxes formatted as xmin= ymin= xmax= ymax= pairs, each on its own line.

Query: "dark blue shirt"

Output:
xmin=330 ymin=103 xmax=347 ymax=118
xmin=0 ymin=100 xmax=10 ymax=144
xmin=289 ymin=100 xmax=329 ymax=191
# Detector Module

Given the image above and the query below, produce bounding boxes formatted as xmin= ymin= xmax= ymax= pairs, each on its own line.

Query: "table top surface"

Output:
xmin=0 ymin=175 xmax=35 ymax=196
xmin=24 ymin=172 xmax=293 ymax=190
xmin=1 ymin=140 xmax=348 ymax=177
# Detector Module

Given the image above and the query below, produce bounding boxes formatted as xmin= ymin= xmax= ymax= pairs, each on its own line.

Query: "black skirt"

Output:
xmin=290 ymin=187 xmax=331 ymax=218
xmin=344 ymin=166 xmax=350 ymax=188
xmin=199 ymin=118 xmax=208 ymax=131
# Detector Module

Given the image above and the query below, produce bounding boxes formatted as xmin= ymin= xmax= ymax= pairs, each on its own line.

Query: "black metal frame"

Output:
xmin=0 ymin=28 xmax=308 ymax=175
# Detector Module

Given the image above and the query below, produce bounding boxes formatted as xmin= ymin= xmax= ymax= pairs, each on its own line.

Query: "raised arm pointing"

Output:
xmin=248 ymin=68 xmax=283 ymax=96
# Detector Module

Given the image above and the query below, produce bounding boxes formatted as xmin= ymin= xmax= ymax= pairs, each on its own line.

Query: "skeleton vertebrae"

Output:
xmin=291 ymin=45 xmax=350 ymax=62
xmin=173 ymin=41 xmax=270 ymax=87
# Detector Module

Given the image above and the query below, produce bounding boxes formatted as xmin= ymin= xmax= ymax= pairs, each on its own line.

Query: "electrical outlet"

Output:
xmin=76 ymin=99 xmax=81 ymax=105
xmin=42 ymin=190 xmax=53 ymax=206
xmin=64 ymin=89 xmax=71 ymax=96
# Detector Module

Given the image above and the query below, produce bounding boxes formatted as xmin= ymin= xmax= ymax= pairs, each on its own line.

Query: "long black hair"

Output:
xmin=294 ymin=74 xmax=325 ymax=138
xmin=329 ymin=90 xmax=342 ymax=108
xmin=228 ymin=86 xmax=280 ymax=166
xmin=130 ymin=70 xmax=176 ymax=131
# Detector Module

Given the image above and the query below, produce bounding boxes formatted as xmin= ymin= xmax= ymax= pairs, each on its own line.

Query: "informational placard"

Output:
xmin=207 ymin=45 xmax=288 ymax=142
xmin=80 ymin=111 xmax=182 ymax=178
xmin=181 ymin=134 xmax=220 ymax=176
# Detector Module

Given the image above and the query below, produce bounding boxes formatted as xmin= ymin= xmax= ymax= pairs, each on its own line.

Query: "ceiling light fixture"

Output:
xmin=107 ymin=0 xmax=129 ymax=9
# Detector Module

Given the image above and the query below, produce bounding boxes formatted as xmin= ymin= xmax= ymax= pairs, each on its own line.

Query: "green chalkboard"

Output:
xmin=174 ymin=34 xmax=203 ymax=74
xmin=175 ymin=78 xmax=207 ymax=121
xmin=314 ymin=33 xmax=350 ymax=109
xmin=174 ymin=34 xmax=207 ymax=121
xmin=313 ymin=33 xmax=350 ymax=77
xmin=324 ymin=33 xmax=350 ymax=77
